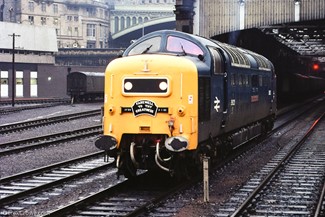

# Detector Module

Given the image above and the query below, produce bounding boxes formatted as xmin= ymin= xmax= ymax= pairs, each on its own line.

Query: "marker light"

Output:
xmin=313 ymin=63 xmax=319 ymax=71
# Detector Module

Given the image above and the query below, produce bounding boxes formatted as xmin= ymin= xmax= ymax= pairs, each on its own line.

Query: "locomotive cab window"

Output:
xmin=209 ymin=48 xmax=224 ymax=74
xmin=166 ymin=36 xmax=204 ymax=56
xmin=127 ymin=36 xmax=161 ymax=55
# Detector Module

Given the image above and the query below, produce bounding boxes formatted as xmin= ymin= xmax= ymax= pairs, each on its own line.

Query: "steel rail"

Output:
xmin=0 ymin=125 xmax=102 ymax=156
xmin=230 ymin=111 xmax=325 ymax=217
xmin=0 ymin=109 xmax=101 ymax=134
xmin=0 ymin=152 xmax=112 ymax=205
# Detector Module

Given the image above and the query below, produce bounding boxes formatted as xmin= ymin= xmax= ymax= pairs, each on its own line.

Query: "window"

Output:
xmin=74 ymin=27 xmax=79 ymax=36
xmin=53 ymin=18 xmax=59 ymax=25
xmin=121 ymin=17 xmax=125 ymax=30
xmin=30 ymin=77 xmax=37 ymax=85
xmin=126 ymin=17 xmax=131 ymax=27
xmin=222 ymin=44 xmax=250 ymax=68
xmin=99 ymin=8 xmax=104 ymax=18
xmin=87 ymin=8 xmax=96 ymax=17
xmin=238 ymin=74 xmax=243 ymax=86
xmin=16 ymin=78 xmax=23 ymax=85
xmin=41 ymin=17 xmax=46 ymax=25
xmin=41 ymin=2 xmax=46 ymax=12
xmin=231 ymin=74 xmax=236 ymax=86
xmin=167 ymin=36 xmax=204 ymax=56
xmin=30 ymin=71 xmax=37 ymax=97
xmin=127 ymin=36 xmax=161 ymax=55
xmin=16 ymin=71 xmax=24 ymax=97
xmin=209 ymin=48 xmax=224 ymax=74
xmin=87 ymin=41 xmax=95 ymax=48
xmin=53 ymin=4 xmax=58 ymax=14
xmin=114 ymin=17 xmax=119 ymax=32
xmin=244 ymin=74 xmax=249 ymax=86
xmin=263 ymin=76 xmax=269 ymax=86
xmin=132 ymin=17 xmax=136 ymax=25
xmin=28 ymin=1 xmax=34 ymax=12
xmin=252 ymin=75 xmax=258 ymax=87
xmin=1 ymin=78 xmax=8 ymax=85
xmin=28 ymin=16 xmax=34 ymax=24
xmin=1 ymin=71 xmax=9 ymax=97
xmin=30 ymin=71 xmax=38 ymax=85
xmin=68 ymin=26 xmax=72 ymax=36
xmin=74 ymin=16 xmax=79 ymax=22
xmin=67 ymin=15 xmax=72 ymax=21
xmin=87 ymin=24 xmax=96 ymax=37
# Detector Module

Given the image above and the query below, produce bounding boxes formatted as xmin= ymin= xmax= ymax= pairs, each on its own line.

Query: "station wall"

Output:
xmin=0 ymin=64 xmax=106 ymax=100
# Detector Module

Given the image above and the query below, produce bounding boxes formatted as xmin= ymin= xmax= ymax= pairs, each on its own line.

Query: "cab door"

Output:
xmin=209 ymin=47 xmax=227 ymax=134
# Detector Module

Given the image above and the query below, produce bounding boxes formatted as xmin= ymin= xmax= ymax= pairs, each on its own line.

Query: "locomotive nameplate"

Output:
xmin=121 ymin=100 xmax=168 ymax=117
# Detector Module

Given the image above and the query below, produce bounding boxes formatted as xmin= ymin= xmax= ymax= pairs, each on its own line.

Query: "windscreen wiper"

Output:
xmin=141 ymin=45 xmax=152 ymax=54
xmin=180 ymin=43 xmax=187 ymax=56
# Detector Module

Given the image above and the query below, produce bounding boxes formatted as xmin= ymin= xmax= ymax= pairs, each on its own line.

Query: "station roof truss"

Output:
xmin=260 ymin=21 xmax=325 ymax=57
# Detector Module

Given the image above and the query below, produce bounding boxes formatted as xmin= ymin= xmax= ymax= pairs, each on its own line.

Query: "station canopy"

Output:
xmin=0 ymin=22 xmax=58 ymax=52
xmin=261 ymin=20 xmax=325 ymax=57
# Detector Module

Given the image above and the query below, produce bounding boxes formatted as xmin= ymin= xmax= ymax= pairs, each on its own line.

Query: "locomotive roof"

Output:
xmin=124 ymin=30 xmax=273 ymax=71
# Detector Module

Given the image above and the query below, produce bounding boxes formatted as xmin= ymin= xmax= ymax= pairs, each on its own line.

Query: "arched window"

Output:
xmin=132 ymin=17 xmax=137 ymax=25
xmin=126 ymin=17 xmax=131 ymax=27
xmin=114 ymin=17 xmax=119 ymax=32
xmin=121 ymin=17 xmax=125 ymax=30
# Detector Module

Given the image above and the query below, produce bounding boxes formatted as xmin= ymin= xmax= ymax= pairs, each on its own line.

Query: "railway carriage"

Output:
xmin=67 ymin=71 xmax=104 ymax=102
xmin=95 ymin=30 xmax=276 ymax=178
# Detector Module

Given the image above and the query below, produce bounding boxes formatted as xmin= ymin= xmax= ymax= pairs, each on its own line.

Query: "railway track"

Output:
xmin=0 ymin=125 xmax=102 ymax=156
xmin=43 ymin=172 xmax=195 ymax=217
xmin=0 ymin=98 xmax=70 ymax=115
xmin=137 ymin=96 xmax=325 ymax=216
xmin=42 ymin=98 xmax=325 ymax=217
xmin=0 ymin=152 xmax=113 ymax=215
xmin=0 ymin=97 xmax=323 ymax=216
xmin=0 ymin=109 xmax=101 ymax=134
xmin=216 ymin=109 xmax=325 ymax=216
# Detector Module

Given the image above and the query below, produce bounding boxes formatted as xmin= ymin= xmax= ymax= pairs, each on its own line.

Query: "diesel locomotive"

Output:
xmin=95 ymin=30 xmax=276 ymax=178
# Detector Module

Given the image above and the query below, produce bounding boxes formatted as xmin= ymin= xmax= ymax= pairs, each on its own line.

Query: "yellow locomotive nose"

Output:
xmin=97 ymin=54 xmax=199 ymax=176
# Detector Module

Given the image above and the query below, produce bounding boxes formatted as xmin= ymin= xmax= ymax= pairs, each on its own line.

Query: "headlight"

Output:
xmin=124 ymin=81 xmax=133 ymax=91
xmin=159 ymin=81 xmax=168 ymax=91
